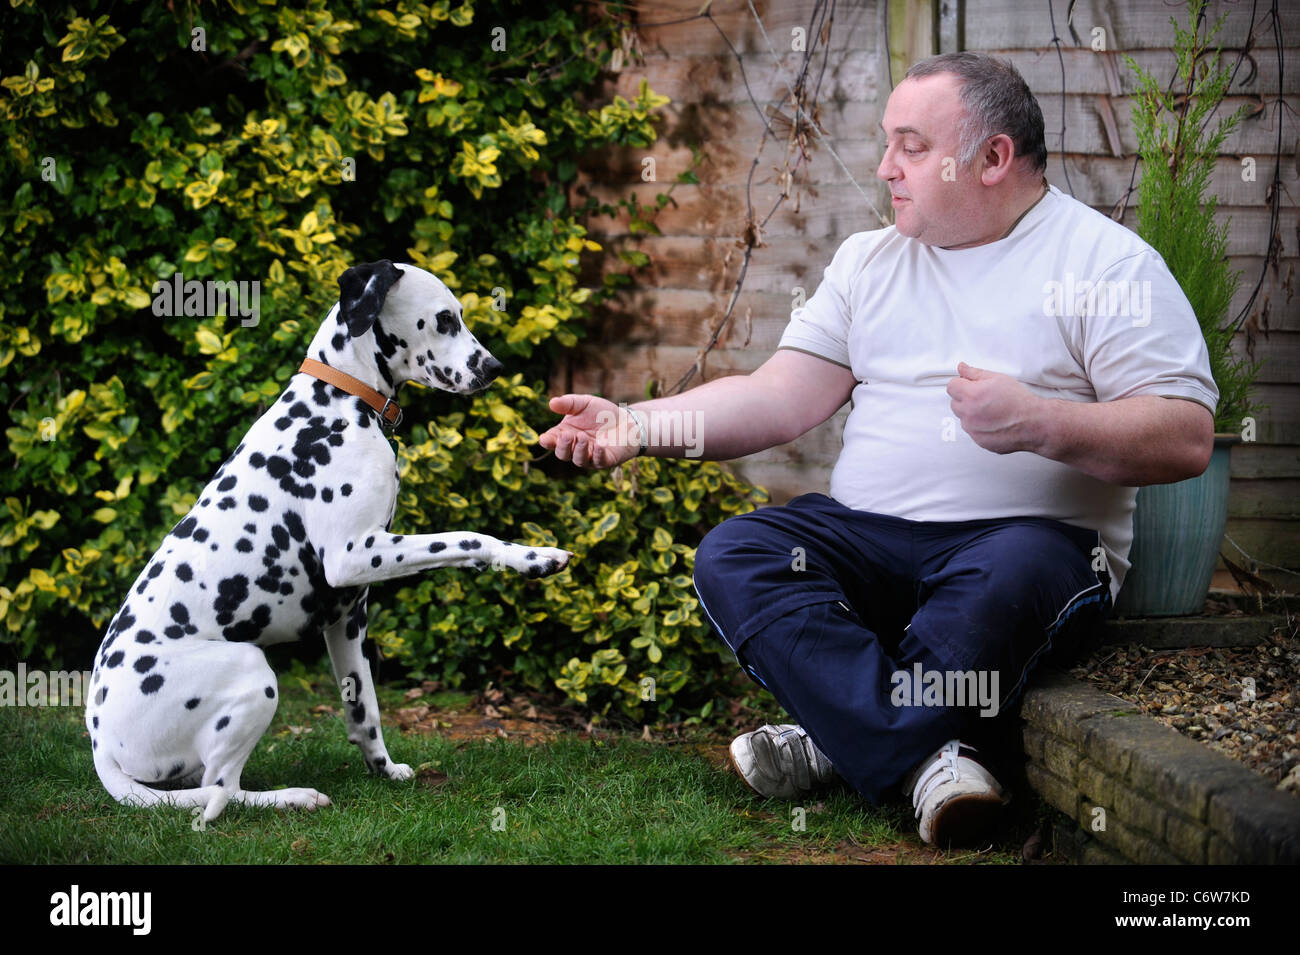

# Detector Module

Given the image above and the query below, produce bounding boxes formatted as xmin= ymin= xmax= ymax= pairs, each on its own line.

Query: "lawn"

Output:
xmin=0 ymin=665 xmax=1032 ymax=865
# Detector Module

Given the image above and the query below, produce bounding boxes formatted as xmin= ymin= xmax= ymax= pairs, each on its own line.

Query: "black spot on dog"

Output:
xmin=249 ymin=452 xmax=266 ymax=468
xmin=136 ymin=630 xmax=156 ymax=644
xmin=275 ymin=416 xmax=292 ymax=430
xmin=224 ymin=603 xmax=271 ymax=642
xmin=435 ymin=309 xmax=459 ymax=336
xmin=213 ymin=576 xmax=249 ymax=626
xmin=351 ymin=703 xmax=366 ymax=723
xmin=526 ymin=551 xmax=537 ymax=560
xmin=458 ymin=539 xmax=482 ymax=550
xmin=173 ymin=516 xmax=198 ymax=539
xmin=368 ymin=726 xmax=377 ymax=740
xmin=265 ymin=685 xmax=275 ymax=698
xmin=236 ymin=538 xmax=256 ymax=555
xmin=185 ymin=697 xmax=201 ymax=710
xmin=429 ymin=542 xmax=446 ymax=553
xmin=341 ymin=484 xmax=353 ymax=497
xmin=312 ymin=380 xmax=332 ymax=406
xmin=365 ymin=536 xmax=375 ymax=548
xmin=193 ymin=527 xmax=209 ymax=543
xmin=215 ymin=715 xmax=230 ymax=731
xmin=148 ymin=563 xmax=164 ymax=580
xmin=141 ymin=674 xmax=164 ymax=694
xmin=134 ymin=655 xmax=157 ymax=673
xmin=95 ymin=687 xmax=107 ymax=705
xmin=218 ymin=496 xmax=237 ymax=510
xmin=106 ymin=651 xmax=125 ymax=668
xmin=243 ymin=523 xmax=257 ymax=534
xmin=395 ymin=554 xmax=403 ymax=563
xmin=271 ymin=525 xmax=290 ymax=550
xmin=371 ymin=555 xmax=382 ymax=568
xmin=290 ymin=402 xmax=311 ymax=419
xmin=331 ymin=332 xmax=346 ymax=350
xmin=373 ymin=756 xmax=387 ymax=771
xmin=217 ymin=476 xmax=238 ymax=492
xmin=167 ymin=762 xmax=186 ymax=780
xmin=321 ymin=487 xmax=334 ymax=502
xmin=93 ymin=716 xmax=99 ymax=728
xmin=346 ymin=541 xmax=353 ymax=552
xmin=249 ymin=494 xmax=269 ymax=512
xmin=284 ymin=511 xmax=307 ymax=542
xmin=176 ymin=563 xmax=193 ymax=582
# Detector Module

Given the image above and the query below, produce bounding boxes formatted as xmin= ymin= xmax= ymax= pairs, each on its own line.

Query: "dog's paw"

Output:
xmin=276 ymin=787 xmax=332 ymax=811
xmin=513 ymin=545 xmax=572 ymax=579
xmin=385 ymin=762 xmax=414 ymax=781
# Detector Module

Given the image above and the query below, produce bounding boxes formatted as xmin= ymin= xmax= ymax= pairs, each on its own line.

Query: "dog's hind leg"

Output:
xmin=323 ymin=592 xmax=413 ymax=782
xmin=192 ymin=642 xmax=331 ymax=820
xmin=92 ymin=745 xmax=228 ymax=819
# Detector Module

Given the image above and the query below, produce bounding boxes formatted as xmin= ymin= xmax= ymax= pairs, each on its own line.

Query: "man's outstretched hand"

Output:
xmin=538 ymin=394 xmax=638 ymax=469
xmin=946 ymin=362 xmax=1047 ymax=455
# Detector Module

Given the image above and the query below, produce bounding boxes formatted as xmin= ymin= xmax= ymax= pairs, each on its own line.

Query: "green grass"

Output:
xmin=0 ymin=671 xmax=1027 ymax=864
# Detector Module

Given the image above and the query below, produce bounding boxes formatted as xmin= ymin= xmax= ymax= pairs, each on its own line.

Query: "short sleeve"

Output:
xmin=1078 ymin=249 xmax=1219 ymax=416
xmin=777 ymin=232 xmax=870 ymax=370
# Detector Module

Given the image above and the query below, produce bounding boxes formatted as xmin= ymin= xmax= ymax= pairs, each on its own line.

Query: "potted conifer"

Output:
xmin=1114 ymin=0 xmax=1264 ymax=617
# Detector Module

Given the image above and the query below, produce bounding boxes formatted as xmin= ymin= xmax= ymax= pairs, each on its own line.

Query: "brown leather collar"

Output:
xmin=298 ymin=358 xmax=402 ymax=430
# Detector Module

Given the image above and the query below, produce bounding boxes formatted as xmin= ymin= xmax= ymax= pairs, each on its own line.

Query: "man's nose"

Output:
xmin=877 ymin=145 xmax=897 ymax=182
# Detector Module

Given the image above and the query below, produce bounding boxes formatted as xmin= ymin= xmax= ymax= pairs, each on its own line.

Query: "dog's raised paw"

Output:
xmin=519 ymin=546 xmax=572 ymax=579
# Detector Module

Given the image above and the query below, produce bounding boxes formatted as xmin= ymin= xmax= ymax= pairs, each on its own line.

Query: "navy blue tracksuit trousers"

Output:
xmin=692 ymin=493 xmax=1111 ymax=804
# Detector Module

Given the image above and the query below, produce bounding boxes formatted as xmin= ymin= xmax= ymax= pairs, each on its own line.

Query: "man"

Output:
xmin=539 ymin=52 xmax=1218 ymax=845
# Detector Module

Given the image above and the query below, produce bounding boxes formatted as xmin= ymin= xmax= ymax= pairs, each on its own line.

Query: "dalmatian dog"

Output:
xmin=86 ymin=260 xmax=571 ymax=822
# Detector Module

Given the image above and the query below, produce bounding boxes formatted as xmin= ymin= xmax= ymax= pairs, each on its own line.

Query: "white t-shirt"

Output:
xmin=778 ymin=184 xmax=1219 ymax=601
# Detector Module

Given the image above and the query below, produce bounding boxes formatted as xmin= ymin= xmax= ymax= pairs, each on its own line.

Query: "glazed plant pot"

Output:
xmin=1113 ymin=434 xmax=1240 ymax=617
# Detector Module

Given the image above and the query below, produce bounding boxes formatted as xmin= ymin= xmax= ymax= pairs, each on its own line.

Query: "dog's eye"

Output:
xmin=434 ymin=310 xmax=459 ymax=337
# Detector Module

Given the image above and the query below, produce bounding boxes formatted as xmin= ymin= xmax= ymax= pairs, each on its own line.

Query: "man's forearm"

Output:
xmin=1032 ymin=394 xmax=1215 ymax=486
xmin=628 ymin=375 xmax=807 ymax=460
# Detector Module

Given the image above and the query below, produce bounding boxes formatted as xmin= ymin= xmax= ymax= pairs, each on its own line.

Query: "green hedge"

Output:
xmin=0 ymin=0 xmax=767 ymax=719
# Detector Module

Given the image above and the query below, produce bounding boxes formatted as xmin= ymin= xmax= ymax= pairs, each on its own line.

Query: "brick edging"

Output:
xmin=1019 ymin=670 xmax=1300 ymax=864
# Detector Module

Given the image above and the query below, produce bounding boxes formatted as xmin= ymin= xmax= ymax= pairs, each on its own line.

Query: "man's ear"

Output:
xmin=979 ymin=134 xmax=1017 ymax=186
xmin=337 ymin=260 xmax=404 ymax=337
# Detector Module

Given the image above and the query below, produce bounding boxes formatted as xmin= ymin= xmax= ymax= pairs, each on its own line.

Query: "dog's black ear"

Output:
xmin=337 ymin=260 xmax=404 ymax=337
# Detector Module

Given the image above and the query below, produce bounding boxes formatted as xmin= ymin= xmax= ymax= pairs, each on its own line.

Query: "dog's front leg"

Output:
xmin=321 ymin=531 xmax=571 ymax=588
xmin=323 ymin=593 xmax=413 ymax=781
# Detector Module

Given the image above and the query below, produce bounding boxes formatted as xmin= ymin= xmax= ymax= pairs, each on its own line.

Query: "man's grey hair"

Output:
xmin=904 ymin=52 xmax=1048 ymax=174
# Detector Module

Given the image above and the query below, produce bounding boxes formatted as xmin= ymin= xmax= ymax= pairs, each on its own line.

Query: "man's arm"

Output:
xmin=947 ymin=362 xmax=1215 ymax=486
xmin=539 ymin=349 xmax=857 ymax=468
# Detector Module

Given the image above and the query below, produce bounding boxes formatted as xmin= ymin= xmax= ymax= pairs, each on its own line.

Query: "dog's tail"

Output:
xmin=93 ymin=748 xmax=230 ymax=821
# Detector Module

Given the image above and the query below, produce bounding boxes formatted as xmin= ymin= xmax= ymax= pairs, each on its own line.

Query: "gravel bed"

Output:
xmin=1070 ymin=619 xmax=1300 ymax=798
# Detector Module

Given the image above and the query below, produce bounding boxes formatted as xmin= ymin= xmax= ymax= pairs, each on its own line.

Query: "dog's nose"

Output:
xmin=481 ymin=356 xmax=503 ymax=381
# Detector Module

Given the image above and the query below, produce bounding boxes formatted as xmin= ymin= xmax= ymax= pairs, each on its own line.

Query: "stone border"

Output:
xmin=1020 ymin=670 xmax=1300 ymax=864
xmin=1102 ymin=615 xmax=1288 ymax=649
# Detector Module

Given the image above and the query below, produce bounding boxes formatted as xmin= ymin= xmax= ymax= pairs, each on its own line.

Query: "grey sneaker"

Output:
xmin=902 ymin=740 xmax=1008 ymax=845
xmin=729 ymin=724 xmax=838 ymax=799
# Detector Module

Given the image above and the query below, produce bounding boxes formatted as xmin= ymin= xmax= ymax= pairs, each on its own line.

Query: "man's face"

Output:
xmin=876 ymin=74 xmax=987 ymax=248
